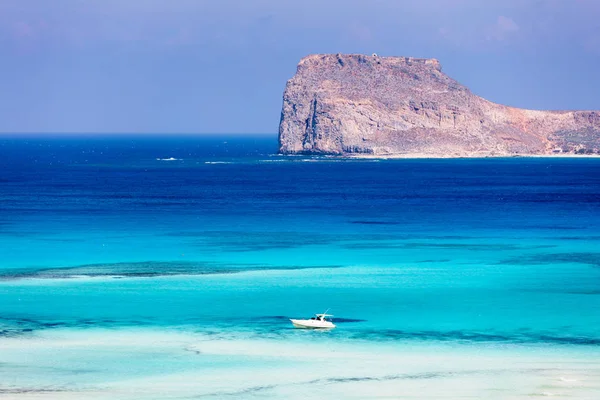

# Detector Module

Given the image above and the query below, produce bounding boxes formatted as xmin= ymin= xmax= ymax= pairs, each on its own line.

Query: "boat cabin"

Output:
xmin=311 ymin=313 xmax=333 ymax=321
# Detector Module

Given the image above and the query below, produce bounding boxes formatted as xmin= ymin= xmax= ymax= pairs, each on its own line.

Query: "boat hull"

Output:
xmin=290 ymin=319 xmax=336 ymax=329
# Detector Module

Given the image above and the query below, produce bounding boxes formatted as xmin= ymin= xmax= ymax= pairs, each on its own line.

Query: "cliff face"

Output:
xmin=278 ymin=54 xmax=600 ymax=157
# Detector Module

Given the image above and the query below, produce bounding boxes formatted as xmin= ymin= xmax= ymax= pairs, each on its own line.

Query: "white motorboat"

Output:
xmin=290 ymin=313 xmax=336 ymax=329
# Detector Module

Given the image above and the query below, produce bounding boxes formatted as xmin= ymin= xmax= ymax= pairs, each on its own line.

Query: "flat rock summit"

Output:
xmin=278 ymin=54 xmax=600 ymax=157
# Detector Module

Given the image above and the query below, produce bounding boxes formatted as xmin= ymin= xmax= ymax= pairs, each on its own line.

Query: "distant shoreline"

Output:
xmin=344 ymin=153 xmax=600 ymax=160
xmin=279 ymin=152 xmax=600 ymax=160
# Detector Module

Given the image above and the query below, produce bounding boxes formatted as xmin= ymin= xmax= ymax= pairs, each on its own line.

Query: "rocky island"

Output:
xmin=278 ymin=54 xmax=600 ymax=157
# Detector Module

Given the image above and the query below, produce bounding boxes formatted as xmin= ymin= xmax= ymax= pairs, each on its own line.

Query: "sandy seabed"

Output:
xmin=1 ymin=328 xmax=599 ymax=399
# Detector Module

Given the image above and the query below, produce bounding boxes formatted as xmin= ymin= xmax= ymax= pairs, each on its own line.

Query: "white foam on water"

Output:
xmin=559 ymin=377 xmax=578 ymax=382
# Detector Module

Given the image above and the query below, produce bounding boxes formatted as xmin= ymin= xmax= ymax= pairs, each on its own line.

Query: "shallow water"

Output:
xmin=1 ymin=135 xmax=600 ymax=398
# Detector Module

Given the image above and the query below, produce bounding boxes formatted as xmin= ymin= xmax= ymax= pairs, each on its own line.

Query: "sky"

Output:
xmin=1 ymin=0 xmax=599 ymax=134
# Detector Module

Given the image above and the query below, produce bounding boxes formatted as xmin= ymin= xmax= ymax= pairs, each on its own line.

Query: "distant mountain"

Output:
xmin=278 ymin=54 xmax=600 ymax=157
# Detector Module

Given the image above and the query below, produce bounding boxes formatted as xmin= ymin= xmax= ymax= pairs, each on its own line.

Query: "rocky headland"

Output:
xmin=278 ymin=54 xmax=600 ymax=157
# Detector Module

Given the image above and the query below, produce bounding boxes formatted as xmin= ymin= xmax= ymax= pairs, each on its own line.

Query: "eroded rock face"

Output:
xmin=278 ymin=54 xmax=600 ymax=156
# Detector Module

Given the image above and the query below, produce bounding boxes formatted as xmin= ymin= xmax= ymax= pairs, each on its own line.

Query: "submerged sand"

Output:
xmin=1 ymin=328 xmax=599 ymax=399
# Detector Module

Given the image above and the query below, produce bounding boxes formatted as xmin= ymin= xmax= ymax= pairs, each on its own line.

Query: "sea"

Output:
xmin=0 ymin=134 xmax=599 ymax=399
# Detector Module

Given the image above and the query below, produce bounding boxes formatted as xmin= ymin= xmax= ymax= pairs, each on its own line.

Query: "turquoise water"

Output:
xmin=1 ymin=135 xmax=600 ymax=398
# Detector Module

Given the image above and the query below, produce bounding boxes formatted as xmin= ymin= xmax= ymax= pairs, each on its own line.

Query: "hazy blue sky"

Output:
xmin=1 ymin=0 xmax=599 ymax=134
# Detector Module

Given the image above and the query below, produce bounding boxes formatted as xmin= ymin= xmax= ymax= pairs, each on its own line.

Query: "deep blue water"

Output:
xmin=1 ymin=136 xmax=600 ymax=334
